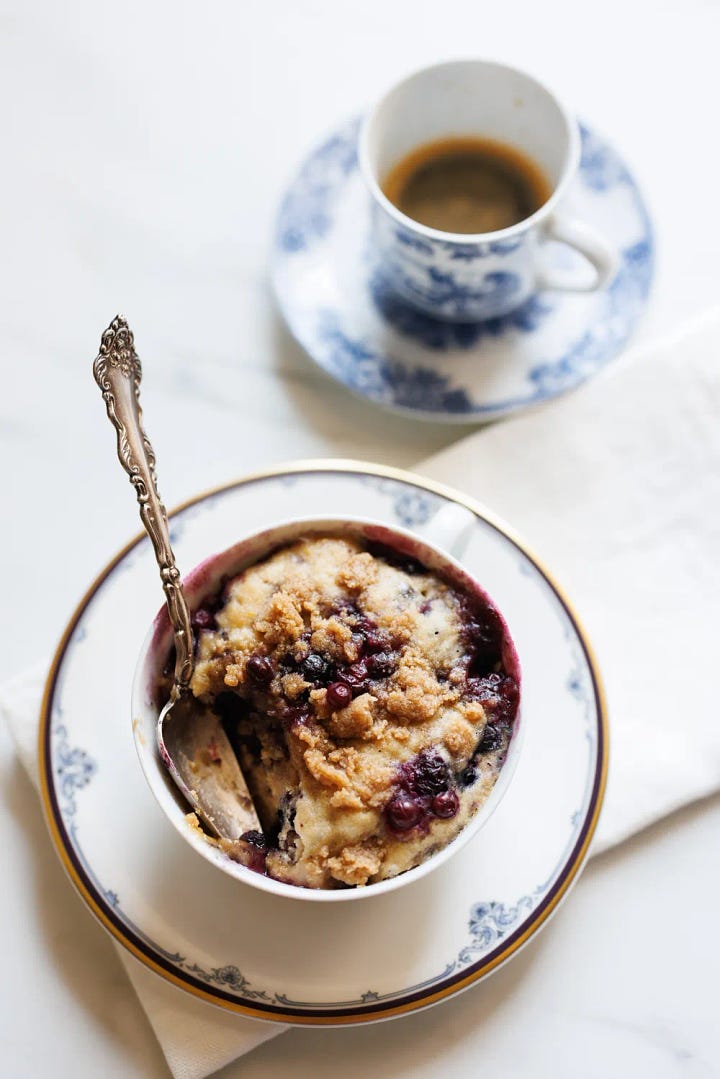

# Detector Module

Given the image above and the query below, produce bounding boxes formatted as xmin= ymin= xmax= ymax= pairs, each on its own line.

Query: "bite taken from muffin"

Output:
xmin=173 ymin=532 xmax=520 ymax=890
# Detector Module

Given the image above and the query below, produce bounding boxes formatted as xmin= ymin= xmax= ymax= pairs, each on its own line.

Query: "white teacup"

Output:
xmin=132 ymin=508 xmax=523 ymax=903
xmin=359 ymin=59 xmax=618 ymax=322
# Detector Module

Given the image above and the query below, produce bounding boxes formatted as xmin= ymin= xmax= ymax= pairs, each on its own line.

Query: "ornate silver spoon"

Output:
xmin=93 ymin=315 xmax=260 ymax=842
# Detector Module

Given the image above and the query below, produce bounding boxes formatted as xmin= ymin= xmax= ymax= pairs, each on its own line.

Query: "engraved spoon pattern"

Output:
xmin=93 ymin=315 xmax=260 ymax=842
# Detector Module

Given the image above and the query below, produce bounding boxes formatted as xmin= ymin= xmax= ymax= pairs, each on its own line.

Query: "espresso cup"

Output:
xmin=359 ymin=59 xmax=618 ymax=322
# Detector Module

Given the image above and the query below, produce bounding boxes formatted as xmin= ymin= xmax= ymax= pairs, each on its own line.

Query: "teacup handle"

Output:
xmin=537 ymin=212 xmax=619 ymax=293
xmin=416 ymin=504 xmax=476 ymax=561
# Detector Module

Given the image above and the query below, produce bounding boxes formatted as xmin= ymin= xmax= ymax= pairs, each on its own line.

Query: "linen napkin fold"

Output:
xmin=4 ymin=306 xmax=720 ymax=1077
xmin=419 ymin=305 xmax=720 ymax=850
xmin=0 ymin=668 xmax=288 ymax=1079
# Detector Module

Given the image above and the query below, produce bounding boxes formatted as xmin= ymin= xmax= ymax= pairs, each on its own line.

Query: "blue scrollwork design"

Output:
xmin=54 ymin=723 xmax=97 ymax=816
xmin=385 ymin=265 xmax=523 ymax=322
xmin=458 ymin=898 xmax=535 ymax=965
xmin=356 ymin=475 xmax=441 ymax=528
xmin=445 ymin=236 xmax=524 ymax=259
xmin=394 ymin=228 xmax=435 ymax=256
xmin=579 ymin=123 xmax=631 ymax=191
xmin=276 ymin=121 xmax=360 ymax=253
xmin=527 ymin=236 xmax=651 ymax=397
xmin=393 ymin=490 xmax=435 ymax=527
xmin=370 ymin=270 xmax=552 ymax=350
xmin=563 ymin=619 xmax=596 ymax=755
xmin=184 ymin=963 xmax=273 ymax=1001
xmin=317 ymin=310 xmax=474 ymax=413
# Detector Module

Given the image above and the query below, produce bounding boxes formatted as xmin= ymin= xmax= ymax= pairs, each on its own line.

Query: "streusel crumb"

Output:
xmin=186 ymin=534 xmax=519 ymax=888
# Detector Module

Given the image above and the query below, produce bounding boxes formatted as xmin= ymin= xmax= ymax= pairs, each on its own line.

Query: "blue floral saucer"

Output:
xmin=272 ymin=119 xmax=654 ymax=422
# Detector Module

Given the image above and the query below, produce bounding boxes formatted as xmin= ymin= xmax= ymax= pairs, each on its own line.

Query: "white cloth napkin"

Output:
xmin=0 ymin=666 xmax=287 ymax=1079
xmin=419 ymin=305 xmax=720 ymax=851
xmin=4 ymin=306 xmax=720 ymax=1076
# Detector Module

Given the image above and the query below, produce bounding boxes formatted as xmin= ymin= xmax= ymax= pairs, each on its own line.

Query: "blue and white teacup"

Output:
xmin=359 ymin=59 xmax=618 ymax=323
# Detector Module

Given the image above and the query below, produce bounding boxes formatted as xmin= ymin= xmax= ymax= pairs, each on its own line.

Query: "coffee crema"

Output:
xmin=382 ymin=136 xmax=552 ymax=234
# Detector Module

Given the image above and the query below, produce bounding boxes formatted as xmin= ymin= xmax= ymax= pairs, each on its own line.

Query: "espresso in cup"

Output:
xmin=382 ymin=136 xmax=552 ymax=235
xmin=359 ymin=60 xmax=618 ymax=321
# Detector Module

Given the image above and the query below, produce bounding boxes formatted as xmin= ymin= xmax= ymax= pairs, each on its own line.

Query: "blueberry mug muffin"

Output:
xmin=174 ymin=528 xmax=520 ymax=890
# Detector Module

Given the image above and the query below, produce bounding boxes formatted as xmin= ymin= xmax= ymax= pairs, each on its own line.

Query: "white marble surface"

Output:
xmin=1 ymin=0 xmax=719 ymax=1075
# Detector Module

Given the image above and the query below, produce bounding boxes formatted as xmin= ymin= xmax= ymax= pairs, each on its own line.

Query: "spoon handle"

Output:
xmin=93 ymin=315 xmax=194 ymax=693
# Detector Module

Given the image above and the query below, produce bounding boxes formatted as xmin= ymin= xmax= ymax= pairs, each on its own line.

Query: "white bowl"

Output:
xmin=131 ymin=512 xmax=523 ymax=902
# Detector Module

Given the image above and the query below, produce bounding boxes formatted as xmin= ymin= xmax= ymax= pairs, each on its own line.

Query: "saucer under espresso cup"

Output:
xmin=273 ymin=113 xmax=653 ymax=421
xmin=359 ymin=60 xmax=618 ymax=322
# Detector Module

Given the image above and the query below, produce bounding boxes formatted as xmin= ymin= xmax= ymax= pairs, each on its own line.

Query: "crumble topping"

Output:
xmin=182 ymin=534 xmax=519 ymax=889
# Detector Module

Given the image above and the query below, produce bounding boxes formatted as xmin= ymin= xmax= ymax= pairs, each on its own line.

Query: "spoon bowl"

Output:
xmin=157 ymin=694 xmax=260 ymax=840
